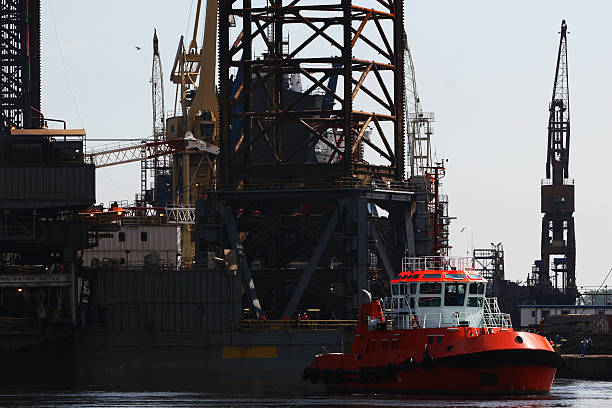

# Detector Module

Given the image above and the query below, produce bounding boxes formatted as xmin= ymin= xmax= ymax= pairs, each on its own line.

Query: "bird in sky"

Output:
xmin=135 ymin=46 xmax=142 ymax=50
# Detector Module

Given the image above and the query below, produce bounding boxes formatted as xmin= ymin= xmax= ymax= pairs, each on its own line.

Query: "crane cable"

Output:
xmin=45 ymin=0 xmax=84 ymax=130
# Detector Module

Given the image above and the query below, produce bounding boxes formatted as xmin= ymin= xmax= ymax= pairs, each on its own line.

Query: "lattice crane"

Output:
xmin=535 ymin=19 xmax=577 ymax=302
xmin=167 ymin=0 xmax=220 ymax=263
xmin=403 ymin=29 xmax=434 ymax=179
xmin=86 ymin=136 xmax=219 ymax=168
xmin=140 ymin=29 xmax=171 ymax=204
xmin=403 ymin=29 xmax=450 ymax=256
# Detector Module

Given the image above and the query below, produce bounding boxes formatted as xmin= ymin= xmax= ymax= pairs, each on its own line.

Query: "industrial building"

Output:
xmin=519 ymin=305 xmax=612 ymax=329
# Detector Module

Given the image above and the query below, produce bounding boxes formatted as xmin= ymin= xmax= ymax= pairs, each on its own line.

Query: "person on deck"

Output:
xmin=586 ymin=337 xmax=593 ymax=355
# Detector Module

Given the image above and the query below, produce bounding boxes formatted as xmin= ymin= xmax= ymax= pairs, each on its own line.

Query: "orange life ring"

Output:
xmin=412 ymin=317 xmax=420 ymax=329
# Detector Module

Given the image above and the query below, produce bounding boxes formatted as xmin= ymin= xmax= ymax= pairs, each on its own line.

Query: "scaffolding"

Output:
xmin=0 ymin=0 xmax=41 ymax=131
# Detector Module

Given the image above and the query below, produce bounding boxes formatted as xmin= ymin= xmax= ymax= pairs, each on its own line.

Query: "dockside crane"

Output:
xmin=85 ymin=1 xmax=221 ymax=264
xmin=403 ymin=30 xmax=450 ymax=257
xmin=140 ymin=29 xmax=171 ymax=206
xmin=404 ymin=30 xmax=433 ymax=179
xmin=85 ymin=136 xmax=219 ymax=169
xmin=166 ymin=0 xmax=220 ymax=262
xmin=533 ymin=20 xmax=577 ymax=303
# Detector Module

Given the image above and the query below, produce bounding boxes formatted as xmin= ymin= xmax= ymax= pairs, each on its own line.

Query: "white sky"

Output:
xmin=40 ymin=1 xmax=612 ymax=288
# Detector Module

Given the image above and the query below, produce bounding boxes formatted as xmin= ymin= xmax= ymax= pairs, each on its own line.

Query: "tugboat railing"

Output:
xmin=401 ymin=256 xmax=474 ymax=272
xmin=388 ymin=311 xmax=480 ymax=329
xmin=482 ymin=297 xmax=512 ymax=328
xmin=382 ymin=297 xmax=512 ymax=329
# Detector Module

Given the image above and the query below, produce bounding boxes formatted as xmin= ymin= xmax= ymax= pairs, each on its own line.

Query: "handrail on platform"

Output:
xmin=240 ymin=319 xmax=357 ymax=331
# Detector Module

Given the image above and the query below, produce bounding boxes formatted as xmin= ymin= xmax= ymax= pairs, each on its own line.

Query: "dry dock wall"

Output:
xmin=557 ymin=355 xmax=612 ymax=380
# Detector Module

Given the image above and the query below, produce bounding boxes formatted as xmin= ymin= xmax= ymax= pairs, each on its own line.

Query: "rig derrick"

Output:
xmin=194 ymin=0 xmax=421 ymax=320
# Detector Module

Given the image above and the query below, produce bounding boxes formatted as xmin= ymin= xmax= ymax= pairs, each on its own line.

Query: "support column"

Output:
xmin=221 ymin=205 xmax=263 ymax=318
xmin=283 ymin=209 xmax=338 ymax=318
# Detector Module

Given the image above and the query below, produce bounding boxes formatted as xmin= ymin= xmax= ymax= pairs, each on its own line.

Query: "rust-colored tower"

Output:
xmin=537 ymin=20 xmax=577 ymax=303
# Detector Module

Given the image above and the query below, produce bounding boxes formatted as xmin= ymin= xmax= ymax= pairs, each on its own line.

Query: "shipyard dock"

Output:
xmin=2 ymin=0 xmax=612 ymax=388
xmin=558 ymin=355 xmax=612 ymax=381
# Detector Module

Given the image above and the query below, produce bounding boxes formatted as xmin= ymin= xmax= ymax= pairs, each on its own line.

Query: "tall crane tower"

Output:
xmin=167 ymin=0 xmax=220 ymax=263
xmin=140 ymin=29 xmax=171 ymax=207
xmin=535 ymin=20 xmax=577 ymax=302
xmin=403 ymin=30 xmax=449 ymax=256
xmin=404 ymin=30 xmax=433 ymax=179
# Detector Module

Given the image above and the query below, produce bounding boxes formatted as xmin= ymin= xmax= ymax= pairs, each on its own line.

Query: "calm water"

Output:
xmin=0 ymin=379 xmax=610 ymax=408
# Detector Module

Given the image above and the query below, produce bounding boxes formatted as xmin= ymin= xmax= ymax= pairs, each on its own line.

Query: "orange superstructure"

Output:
xmin=303 ymin=256 xmax=564 ymax=394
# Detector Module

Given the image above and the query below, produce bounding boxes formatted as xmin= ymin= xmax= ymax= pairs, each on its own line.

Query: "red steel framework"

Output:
xmin=218 ymin=0 xmax=406 ymax=188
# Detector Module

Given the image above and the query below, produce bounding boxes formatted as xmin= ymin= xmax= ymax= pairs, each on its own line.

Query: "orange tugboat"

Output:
xmin=303 ymin=256 xmax=564 ymax=394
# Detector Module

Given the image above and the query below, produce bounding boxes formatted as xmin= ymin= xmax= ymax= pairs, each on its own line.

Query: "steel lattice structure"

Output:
xmin=536 ymin=20 xmax=577 ymax=302
xmin=0 ymin=0 xmax=41 ymax=132
xmin=195 ymin=1 xmax=420 ymax=320
xmin=85 ymin=138 xmax=219 ymax=168
xmin=218 ymin=0 xmax=406 ymax=188
xmin=141 ymin=29 xmax=171 ymax=204
xmin=404 ymin=30 xmax=433 ymax=179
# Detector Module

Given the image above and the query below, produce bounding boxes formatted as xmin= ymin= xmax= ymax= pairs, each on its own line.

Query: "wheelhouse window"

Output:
xmin=418 ymin=297 xmax=441 ymax=307
xmin=444 ymin=283 xmax=466 ymax=306
xmin=420 ymin=283 xmax=441 ymax=294
xmin=423 ymin=273 xmax=442 ymax=279
xmin=469 ymin=283 xmax=485 ymax=295
xmin=392 ymin=298 xmax=408 ymax=309
xmin=467 ymin=297 xmax=483 ymax=307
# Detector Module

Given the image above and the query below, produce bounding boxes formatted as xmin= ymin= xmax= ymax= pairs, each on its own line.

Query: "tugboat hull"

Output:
xmin=304 ymin=302 xmax=563 ymax=395
xmin=321 ymin=363 xmax=557 ymax=395
xmin=305 ymin=263 xmax=565 ymax=395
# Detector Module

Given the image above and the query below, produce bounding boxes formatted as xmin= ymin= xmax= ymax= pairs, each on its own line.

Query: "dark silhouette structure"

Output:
xmin=530 ymin=20 xmax=577 ymax=304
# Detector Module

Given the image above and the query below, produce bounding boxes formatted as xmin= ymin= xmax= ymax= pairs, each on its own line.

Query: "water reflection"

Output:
xmin=0 ymin=379 xmax=610 ymax=408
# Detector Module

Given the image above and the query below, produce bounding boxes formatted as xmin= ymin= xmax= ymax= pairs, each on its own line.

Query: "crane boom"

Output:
xmin=86 ymin=137 xmax=219 ymax=168
xmin=189 ymin=0 xmax=218 ymax=137
xmin=404 ymin=29 xmax=433 ymax=178
xmin=546 ymin=19 xmax=570 ymax=183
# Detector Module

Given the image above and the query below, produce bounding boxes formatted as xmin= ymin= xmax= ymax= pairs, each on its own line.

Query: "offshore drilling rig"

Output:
xmin=193 ymin=0 xmax=450 ymax=320
xmin=2 ymin=0 xmax=453 ymax=382
xmin=528 ymin=20 xmax=577 ymax=305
